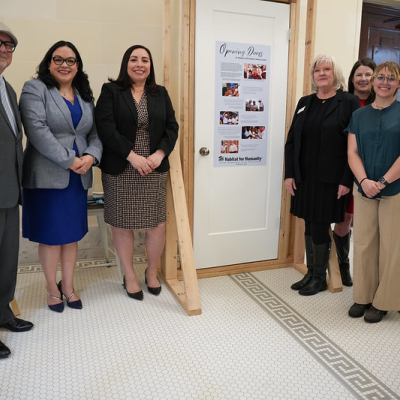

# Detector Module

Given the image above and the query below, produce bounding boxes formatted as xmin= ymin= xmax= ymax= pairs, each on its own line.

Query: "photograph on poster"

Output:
xmin=219 ymin=111 xmax=239 ymax=125
xmin=245 ymin=100 xmax=264 ymax=111
xmin=220 ymin=140 xmax=239 ymax=154
xmin=228 ymin=140 xmax=239 ymax=153
xmin=244 ymin=63 xmax=266 ymax=80
xmin=242 ymin=126 xmax=265 ymax=139
xmin=215 ymin=41 xmax=271 ymax=167
xmin=222 ymin=82 xmax=240 ymax=97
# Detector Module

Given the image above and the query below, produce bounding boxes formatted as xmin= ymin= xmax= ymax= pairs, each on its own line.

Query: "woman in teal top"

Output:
xmin=346 ymin=61 xmax=400 ymax=323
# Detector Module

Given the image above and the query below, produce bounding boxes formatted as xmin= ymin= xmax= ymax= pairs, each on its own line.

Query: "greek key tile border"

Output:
xmin=230 ymin=273 xmax=400 ymax=400
xmin=17 ymin=256 xmax=148 ymax=274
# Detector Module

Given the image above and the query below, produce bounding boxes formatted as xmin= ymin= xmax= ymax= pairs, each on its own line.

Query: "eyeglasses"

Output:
xmin=0 ymin=39 xmax=16 ymax=53
xmin=374 ymin=75 xmax=398 ymax=84
xmin=52 ymin=56 xmax=77 ymax=66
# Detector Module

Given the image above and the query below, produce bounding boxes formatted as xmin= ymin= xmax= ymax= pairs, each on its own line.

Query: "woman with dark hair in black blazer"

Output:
xmin=332 ymin=58 xmax=376 ymax=288
xmin=284 ymin=55 xmax=359 ymax=296
xmin=95 ymin=45 xmax=178 ymax=300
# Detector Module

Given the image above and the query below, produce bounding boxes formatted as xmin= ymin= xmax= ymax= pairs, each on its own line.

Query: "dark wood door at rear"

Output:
xmin=359 ymin=3 xmax=400 ymax=65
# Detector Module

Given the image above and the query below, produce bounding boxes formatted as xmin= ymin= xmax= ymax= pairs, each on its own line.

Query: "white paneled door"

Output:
xmin=194 ymin=0 xmax=290 ymax=268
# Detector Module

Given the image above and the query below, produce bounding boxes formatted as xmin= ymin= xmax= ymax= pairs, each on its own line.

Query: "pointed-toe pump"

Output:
xmin=123 ymin=277 xmax=144 ymax=301
xmin=58 ymin=281 xmax=82 ymax=309
xmin=46 ymin=287 xmax=64 ymax=313
xmin=145 ymin=268 xmax=162 ymax=296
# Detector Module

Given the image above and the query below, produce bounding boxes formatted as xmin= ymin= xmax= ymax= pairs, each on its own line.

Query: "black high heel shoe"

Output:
xmin=145 ymin=268 xmax=162 ymax=296
xmin=46 ymin=287 xmax=64 ymax=313
xmin=123 ymin=277 xmax=144 ymax=301
xmin=58 ymin=281 xmax=82 ymax=309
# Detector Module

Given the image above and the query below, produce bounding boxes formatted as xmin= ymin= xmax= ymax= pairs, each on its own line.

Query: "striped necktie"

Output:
xmin=0 ymin=76 xmax=17 ymax=136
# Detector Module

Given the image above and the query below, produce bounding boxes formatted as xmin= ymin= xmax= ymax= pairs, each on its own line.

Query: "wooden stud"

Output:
xmin=327 ymin=228 xmax=343 ymax=292
xmin=163 ymin=149 xmax=201 ymax=315
xmin=280 ymin=0 xmax=301 ymax=263
xmin=10 ymin=297 xmax=20 ymax=316
xmin=303 ymin=0 xmax=317 ymax=95
xmin=163 ymin=173 xmax=179 ymax=281
xmin=161 ymin=0 xmax=201 ymax=315
xmin=163 ymin=0 xmax=171 ymax=90
xmin=180 ymin=0 xmax=195 ymax=233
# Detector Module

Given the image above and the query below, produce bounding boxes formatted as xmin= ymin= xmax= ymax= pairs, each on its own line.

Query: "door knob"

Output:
xmin=199 ymin=147 xmax=210 ymax=156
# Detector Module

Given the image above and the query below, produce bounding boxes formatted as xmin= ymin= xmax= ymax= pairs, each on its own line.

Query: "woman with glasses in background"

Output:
xmin=346 ymin=61 xmax=400 ymax=323
xmin=20 ymin=41 xmax=102 ymax=312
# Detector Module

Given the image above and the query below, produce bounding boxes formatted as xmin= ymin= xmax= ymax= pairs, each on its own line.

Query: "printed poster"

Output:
xmin=214 ymin=41 xmax=271 ymax=167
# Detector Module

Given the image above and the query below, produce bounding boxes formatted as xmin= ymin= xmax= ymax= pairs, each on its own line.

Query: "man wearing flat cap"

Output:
xmin=0 ymin=22 xmax=33 ymax=359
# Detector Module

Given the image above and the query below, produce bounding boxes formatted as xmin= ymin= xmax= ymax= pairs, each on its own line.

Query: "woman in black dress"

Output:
xmin=284 ymin=55 xmax=359 ymax=296
xmin=95 ymin=45 xmax=178 ymax=300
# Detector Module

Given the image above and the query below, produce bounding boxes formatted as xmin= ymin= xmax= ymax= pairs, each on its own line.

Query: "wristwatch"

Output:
xmin=379 ymin=176 xmax=390 ymax=187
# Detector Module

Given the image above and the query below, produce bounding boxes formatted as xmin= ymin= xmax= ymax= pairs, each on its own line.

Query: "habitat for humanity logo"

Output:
xmin=219 ymin=156 xmax=263 ymax=162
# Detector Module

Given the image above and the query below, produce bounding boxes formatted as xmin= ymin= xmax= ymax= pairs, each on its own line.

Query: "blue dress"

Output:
xmin=22 ymin=97 xmax=88 ymax=245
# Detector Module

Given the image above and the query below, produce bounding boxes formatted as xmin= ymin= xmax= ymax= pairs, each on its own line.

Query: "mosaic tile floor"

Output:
xmin=1 ymin=257 xmax=399 ymax=400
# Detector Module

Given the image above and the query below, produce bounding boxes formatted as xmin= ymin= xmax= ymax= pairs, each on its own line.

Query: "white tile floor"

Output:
xmin=1 ymin=255 xmax=400 ymax=400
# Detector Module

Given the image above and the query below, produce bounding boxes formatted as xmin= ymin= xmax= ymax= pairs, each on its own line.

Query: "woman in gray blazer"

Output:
xmin=20 ymin=41 xmax=102 ymax=313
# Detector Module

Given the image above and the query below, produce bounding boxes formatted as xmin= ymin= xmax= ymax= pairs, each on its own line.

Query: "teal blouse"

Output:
xmin=345 ymin=101 xmax=400 ymax=197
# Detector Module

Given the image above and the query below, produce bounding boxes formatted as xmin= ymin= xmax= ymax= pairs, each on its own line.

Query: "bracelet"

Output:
xmin=359 ymin=177 xmax=368 ymax=185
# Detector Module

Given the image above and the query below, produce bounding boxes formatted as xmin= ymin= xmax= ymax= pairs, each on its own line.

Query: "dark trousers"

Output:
xmin=0 ymin=205 xmax=19 ymax=325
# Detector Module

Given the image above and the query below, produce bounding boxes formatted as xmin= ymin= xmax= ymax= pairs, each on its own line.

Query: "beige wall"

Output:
xmin=294 ymin=0 xmax=363 ymax=100
xmin=1 ymin=0 xmax=181 ymax=106
xmin=314 ymin=0 xmax=363 ymax=86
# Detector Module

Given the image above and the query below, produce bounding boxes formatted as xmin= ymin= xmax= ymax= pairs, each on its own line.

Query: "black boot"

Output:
xmin=299 ymin=242 xmax=330 ymax=296
xmin=333 ymin=231 xmax=353 ymax=287
xmin=291 ymin=235 xmax=314 ymax=290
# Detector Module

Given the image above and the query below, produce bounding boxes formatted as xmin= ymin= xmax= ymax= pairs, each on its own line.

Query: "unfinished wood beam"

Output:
xmin=161 ymin=0 xmax=201 ymax=315
xmin=11 ymin=297 xmax=20 ymax=316
xmin=303 ymin=0 xmax=317 ymax=95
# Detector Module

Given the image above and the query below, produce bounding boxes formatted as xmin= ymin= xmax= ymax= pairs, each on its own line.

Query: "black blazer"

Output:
xmin=95 ymin=83 xmax=179 ymax=175
xmin=285 ymin=89 xmax=359 ymax=188
xmin=0 ymin=78 xmax=23 ymax=207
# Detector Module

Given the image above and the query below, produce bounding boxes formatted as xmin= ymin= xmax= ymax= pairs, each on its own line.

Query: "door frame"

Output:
xmin=179 ymin=0 xmax=301 ymax=277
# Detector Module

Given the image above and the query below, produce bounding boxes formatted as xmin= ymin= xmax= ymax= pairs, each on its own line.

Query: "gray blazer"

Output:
xmin=20 ymin=79 xmax=102 ymax=190
xmin=0 ymin=77 xmax=23 ymax=207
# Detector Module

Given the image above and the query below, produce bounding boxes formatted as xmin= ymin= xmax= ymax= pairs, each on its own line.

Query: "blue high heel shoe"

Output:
xmin=58 ymin=281 xmax=82 ymax=309
xmin=123 ymin=277 xmax=144 ymax=301
xmin=46 ymin=287 xmax=64 ymax=313
xmin=145 ymin=268 xmax=162 ymax=296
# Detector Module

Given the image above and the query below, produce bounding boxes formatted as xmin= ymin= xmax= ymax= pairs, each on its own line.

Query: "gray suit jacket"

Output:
xmin=20 ymin=79 xmax=102 ymax=190
xmin=0 ymin=77 xmax=23 ymax=208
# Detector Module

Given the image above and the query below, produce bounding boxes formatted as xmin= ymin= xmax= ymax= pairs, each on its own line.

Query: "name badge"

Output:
xmin=297 ymin=106 xmax=306 ymax=114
